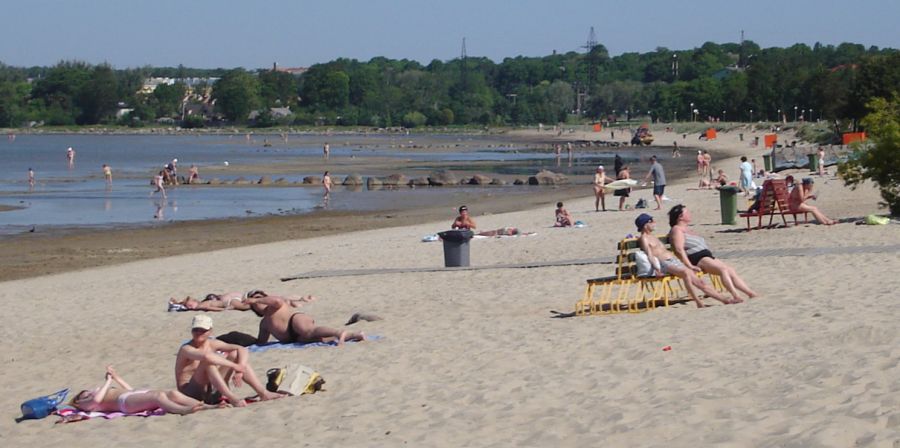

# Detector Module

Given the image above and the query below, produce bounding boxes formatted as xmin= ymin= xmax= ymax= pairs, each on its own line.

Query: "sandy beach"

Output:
xmin=2 ymin=129 xmax=898 ymax=446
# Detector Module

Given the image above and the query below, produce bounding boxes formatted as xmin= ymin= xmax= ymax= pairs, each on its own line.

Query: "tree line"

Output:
xmin=0 ymin=41 xmax=897 ymax=128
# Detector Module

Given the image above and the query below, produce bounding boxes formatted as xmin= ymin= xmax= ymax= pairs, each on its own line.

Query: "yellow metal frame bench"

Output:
xmin=574 ymin=236 xmax=724 ymax=316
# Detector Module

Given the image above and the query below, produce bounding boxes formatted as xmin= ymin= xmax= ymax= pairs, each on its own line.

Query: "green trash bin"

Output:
xmin=762 ymin=154 xmax=773 ymax=172
xmin=807 ymin=153 xmax=818 ymax=172
xmin=718 ymin=186 xmax=740 ymax=225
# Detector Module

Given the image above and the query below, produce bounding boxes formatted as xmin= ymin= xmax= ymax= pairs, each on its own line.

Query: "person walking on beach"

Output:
xmin=151 ymin=170 xmax=167 ymax=199
xmin=323 ymin=142 xmax=330 ymax=160
xmin=643 ymin=156 xmax=667 ymax=210
xmin=593 ymin=165 xmax=615 ymax=212
xmin=27 ymin=168 xmax=35 ymax=190
xmin=175 ymin=315 xmax=283 ymax=407
xmin=817 ymin=147 xmax=826 ymax=176
xmin=635 ymin=213 xmax=734 ymax=308
xmin=614 ymin=154 xmax=623 ymax=177
xmin=66 ymin=147 xmax=75 ymax=167
xmin=102 ymin=164 xmax=112 ymax=187
xmin=738 ymin=156 xmax=753 ymax=196
xmin=615 ymin=165 xmax=631 ymax=211
xmin=672 ymin=141 xmax=680 ymax=158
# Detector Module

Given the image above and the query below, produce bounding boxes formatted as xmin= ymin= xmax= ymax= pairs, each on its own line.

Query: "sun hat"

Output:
xmin=635 ymin=213 xmax=654 ymax=232
xmin=191 ymin=315 xmax=213 ymax=331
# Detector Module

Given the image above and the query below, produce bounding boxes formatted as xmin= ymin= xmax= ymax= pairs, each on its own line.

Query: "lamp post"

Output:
xmin=777 ymin=109 xmax=781 ymax=123
xmin=810 ymin=108 xmax=814 ymax=122
xmin=722 ymin=110 xmax=726 ymax=122
xmin=690 ymin=102 xmax=694 ymax=122
xmin=794 ymin=106 xmax=798 ymax=122
xmin=749 ymin=109 xmax=753 ymax=122
xmin=674 ymin=110 xmax=677 ymax=122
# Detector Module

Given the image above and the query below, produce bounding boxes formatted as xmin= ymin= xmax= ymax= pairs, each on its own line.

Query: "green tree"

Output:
xmin=212 ymin=69 xmax=260 ymax=122
xmin=75 ymin=64 xmax=119 ymax=124
xmin=838 ymin=94 xmax=900 ymax=215
xmin=258 ymin=70 xmax=298 ymax=107
xmin=152 ymin=82 xmax=187 ymax=118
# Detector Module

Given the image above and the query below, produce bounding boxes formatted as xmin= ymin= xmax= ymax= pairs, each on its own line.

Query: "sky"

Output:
xmin=1 ymin=0 xmax=898 ymax=69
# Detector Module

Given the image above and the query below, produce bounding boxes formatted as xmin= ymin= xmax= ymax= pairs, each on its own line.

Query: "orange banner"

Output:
xmin=764 ymin=134 xmax=778 ymax=148
xmin=592 ymin=123 xmax=602 ymax=132
xmin=706 ymin=128 xmax=717 ymax=140
xmin=842 ymin=132 xmax=866 ymax=145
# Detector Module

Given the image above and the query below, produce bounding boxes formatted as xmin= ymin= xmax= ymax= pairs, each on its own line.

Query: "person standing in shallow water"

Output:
xmin=322 ymin=171 xmax=332 ymax=199
xmin=102 ymin=164 xmax=112 ymax=187
xmin=323 ymin=142 xmax=330 ymax=160
xmin=28 ymin=168 xmax=35 ymax=190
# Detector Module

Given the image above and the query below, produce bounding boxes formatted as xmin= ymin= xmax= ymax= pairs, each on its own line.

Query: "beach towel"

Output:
xmin=55 ymin=405 xmax=166 ymax=423
xmin=472 ymin=232 xmax=537 ymax=239
xmin=248 ymin=335 xmax=382 ymax=353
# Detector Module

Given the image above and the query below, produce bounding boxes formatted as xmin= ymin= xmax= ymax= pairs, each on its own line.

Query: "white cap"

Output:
xmin=597 ymin=165 xmax=604 ymax=170
xmin=191 ymin=315 xmax=213 ymax=330
xmin=173 ymin=158 xmax=178 ymax=163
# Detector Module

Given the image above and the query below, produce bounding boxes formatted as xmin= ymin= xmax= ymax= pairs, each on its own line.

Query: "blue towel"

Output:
xmin=248 ymin=335 xmax=382 ymax=353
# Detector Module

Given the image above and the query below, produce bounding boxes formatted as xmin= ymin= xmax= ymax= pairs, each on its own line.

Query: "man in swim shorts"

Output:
xmin=253 ymin=296 xmax=365 ymax=346
xmin=174 ymin=315 xmax=283 ymax=406
xmin=635 ymin=213 xmax=734 ymax=308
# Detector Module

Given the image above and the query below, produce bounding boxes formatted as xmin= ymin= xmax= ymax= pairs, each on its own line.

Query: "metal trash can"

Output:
xmin=762 ymin=154 xmax=773 ymax=172
xmin=807 ymin=153 xmax=818 ymax=172
xmin=717 ymin=186 xmax=741 ymax=225
xmin=437 ymin=230 xmax=474 ymax=267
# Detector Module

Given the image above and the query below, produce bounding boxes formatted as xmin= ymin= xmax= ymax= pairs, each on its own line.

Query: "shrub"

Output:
xmin=837 ymin=94 xmax=900 ymax=215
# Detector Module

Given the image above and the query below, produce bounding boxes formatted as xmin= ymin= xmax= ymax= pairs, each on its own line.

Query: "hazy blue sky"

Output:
xmin=1 ymin=0 xmax=897 ymax=68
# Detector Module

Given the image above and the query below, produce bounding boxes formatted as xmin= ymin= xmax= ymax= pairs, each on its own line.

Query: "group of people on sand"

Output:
xmin=66 ymin=290 xmax=368 ymax=419
xmin=636 ymin=204 xmax=758 ymax=308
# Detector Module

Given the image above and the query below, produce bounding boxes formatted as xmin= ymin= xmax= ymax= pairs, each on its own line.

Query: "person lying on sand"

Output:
xmin=253 ymin=295 xmax=365 ymax=346
xmin=450 ymin=205 xmax=521 ymax=236
xmin=70 ymin=365 xmax=219 ymax=416
xmin=668 ymin=204 xmax=758 ymax=303
xmin=175 ymin=315 xmax=284 ymax=407
xmin=170 ymin=290 xmax=316 ymax=312
xmin=636 ymin=213 xmax=736 ymax=308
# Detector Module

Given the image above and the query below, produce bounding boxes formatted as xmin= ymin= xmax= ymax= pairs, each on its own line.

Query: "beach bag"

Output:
xmin=20 ymin=388 xmax=69 ymax=420
xmin=635 ymin=198 xmax=648 ymax=209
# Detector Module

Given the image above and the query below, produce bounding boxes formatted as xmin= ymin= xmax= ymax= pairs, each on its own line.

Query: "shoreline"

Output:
xmin=0 ymin=128 xmax=760 ymax=282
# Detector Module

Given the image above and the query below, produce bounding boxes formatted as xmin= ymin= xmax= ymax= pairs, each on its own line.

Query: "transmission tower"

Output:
xmin=581 ymin=27 xmax=598 ymax=93
xmin=460 ymin=37 xmax=468 ymax=90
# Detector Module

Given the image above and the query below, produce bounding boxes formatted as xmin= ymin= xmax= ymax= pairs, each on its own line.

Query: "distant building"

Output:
xmin=272 ymin=63 xmax=308 ymax=76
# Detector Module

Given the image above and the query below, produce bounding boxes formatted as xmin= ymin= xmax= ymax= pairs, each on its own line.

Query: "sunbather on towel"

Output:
xmin=253 ymin=295 xmax=365 ymax=346
xmin=170 ymin=290 xmax=316 ymax=312
xmin=635 ymin=213 xmax=735 ymax=308
xmin=71 ymin=365 xmax=217 ymax=415
xmin=451 ymin=205 xmax=520 ymax=236
xmin=175 ymin=315 xmax=284 ymax=407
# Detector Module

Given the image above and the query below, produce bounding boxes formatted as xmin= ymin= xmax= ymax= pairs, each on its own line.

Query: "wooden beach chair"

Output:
xmin=738 ymin=179 xmax=808 ymax=231
xmin=574 ymin=237 xmax=724 ymax=316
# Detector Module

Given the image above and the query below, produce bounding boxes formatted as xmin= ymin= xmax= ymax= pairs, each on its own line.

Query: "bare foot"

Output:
xmin=259 ymin=391 xmax=285 ymax=401
xmin=730 ymin=297 xmax=744 ymax=304
xmin=694 ymin=300 xmax=707 ymax=308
